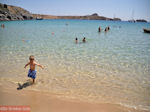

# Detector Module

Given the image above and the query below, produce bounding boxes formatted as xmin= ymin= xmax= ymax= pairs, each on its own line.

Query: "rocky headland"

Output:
xmin=0 ymin=3 xmax=121 ymax=21
xmin=0 ymin=3 xmax=34 ymax=21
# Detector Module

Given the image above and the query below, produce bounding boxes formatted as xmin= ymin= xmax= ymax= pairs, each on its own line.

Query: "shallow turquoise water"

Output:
xmin=0 ymin=19 xmax=150 ymax=111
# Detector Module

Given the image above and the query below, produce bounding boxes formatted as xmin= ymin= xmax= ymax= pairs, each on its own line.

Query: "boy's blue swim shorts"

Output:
xmin=28 ymin=69 xmax=36 ymax=79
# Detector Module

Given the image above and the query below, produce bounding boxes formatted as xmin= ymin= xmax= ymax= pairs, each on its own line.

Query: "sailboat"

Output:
xmin=128 ymin=10 xmax=135 ymax=23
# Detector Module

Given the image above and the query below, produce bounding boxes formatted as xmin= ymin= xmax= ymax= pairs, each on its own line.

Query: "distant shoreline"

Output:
xmin=0 ymin=3 xmax=148 ymax=22
xmin=0 ymin=3 xmax=121 ymax=21
xmin=32 ymin=13 xmax=122 ymax=21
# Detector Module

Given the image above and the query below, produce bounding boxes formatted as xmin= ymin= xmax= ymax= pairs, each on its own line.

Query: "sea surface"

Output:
xmin=0 ymin=19 xmax=150 ymax=111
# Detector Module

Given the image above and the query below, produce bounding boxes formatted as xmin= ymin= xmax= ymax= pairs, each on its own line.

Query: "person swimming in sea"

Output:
xmin=1 ymin=24 xmax=5 ymax=28
xmin=105 ymin=26 xmax=110 ymax=32
xmin=105 ymin=27 xmax=108 ymax=32
xmin=82 ymin=37 xmax=86 ymax=43
xmin=98 ymin=26 xmax=101 ymax=32
xmin=24 ymin=55 xmax=44 ymax=83
xmin=75 ymin=37 xmax=78 ymax=44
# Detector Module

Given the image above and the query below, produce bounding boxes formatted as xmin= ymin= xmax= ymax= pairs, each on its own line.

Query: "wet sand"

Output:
xmin=0 ymin=83 xmax=146 ymax=112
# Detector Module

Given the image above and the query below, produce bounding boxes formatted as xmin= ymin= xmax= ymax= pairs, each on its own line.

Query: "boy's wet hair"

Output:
xmin=29 ymin=55 xmax=34 ymax=60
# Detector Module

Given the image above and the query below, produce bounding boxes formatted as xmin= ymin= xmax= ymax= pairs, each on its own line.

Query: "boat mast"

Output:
xmin=131 ymin=9 xmax=134 ymax=21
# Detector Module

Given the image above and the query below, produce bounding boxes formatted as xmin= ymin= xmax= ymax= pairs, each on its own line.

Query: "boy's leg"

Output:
xmin=33 ymin=79 xmax=35 ymax=83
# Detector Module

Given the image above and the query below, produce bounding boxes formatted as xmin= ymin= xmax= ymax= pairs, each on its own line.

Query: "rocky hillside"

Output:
xmin=57 ymin=13 xmax=121 ymax=21
xmin=0 ymin=3 xmax=121 ymax=21
xmin=0 ymin=3 xmax=34 ymax=21
xmin=32 ymin=14 xmax=58 ymax=19
xmin=33 ymin=13 xmax=121 ymax=21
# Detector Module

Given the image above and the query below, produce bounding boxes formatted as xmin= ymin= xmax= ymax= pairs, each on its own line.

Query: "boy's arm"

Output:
xmin=24 ymin=62 xmax=30 ymax=68
xmin=35 ymin=62 xmax=44 ymax=69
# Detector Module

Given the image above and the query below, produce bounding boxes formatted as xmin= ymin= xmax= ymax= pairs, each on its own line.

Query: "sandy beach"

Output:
xmin=0 ymin=80 xmax=147 ymax=112
xmin=0 ymin=0 xmax=150 ymax=112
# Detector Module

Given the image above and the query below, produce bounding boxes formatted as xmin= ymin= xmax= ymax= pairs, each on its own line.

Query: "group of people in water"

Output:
xmin=1 ymin=22 xmax=110 ymax=45
xmin=98 ymin=26 xmax=110 ymax=32
xmin=75 ymin=26 xmax=110 ymax=44
xmin=75 ymin=37 xmax=86 ymax=44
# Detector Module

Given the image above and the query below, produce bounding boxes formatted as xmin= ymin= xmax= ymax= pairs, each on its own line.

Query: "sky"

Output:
xmin=0 ymin=0 xmax=150 ymax=21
